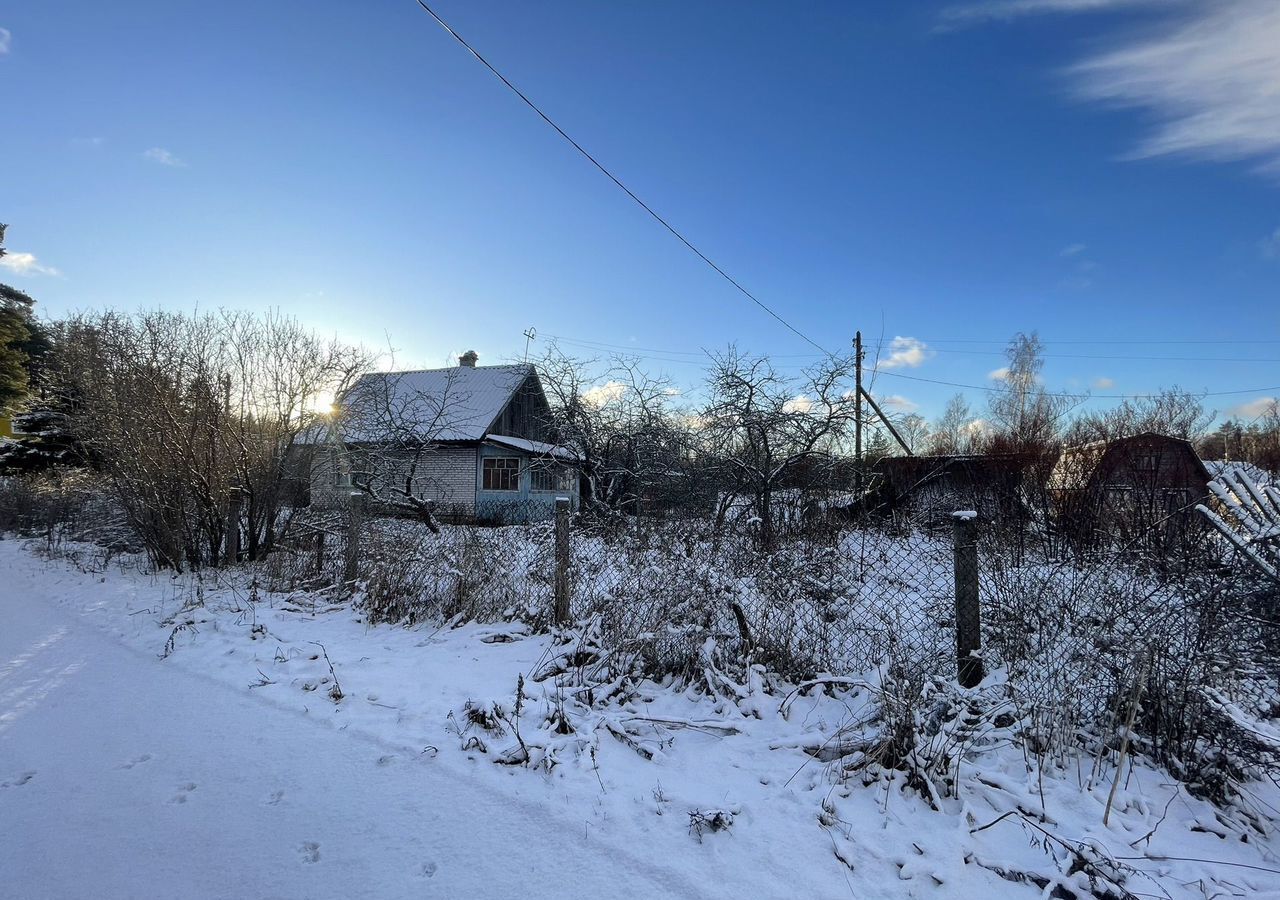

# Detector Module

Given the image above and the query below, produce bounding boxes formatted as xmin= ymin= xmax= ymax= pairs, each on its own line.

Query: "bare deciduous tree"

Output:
xmin=48 ymin=310 xmax=368 ymax=569
xmin=698 ymin=348 xmax=858 ymax=548
xmin=535 ymin=344 xmax=686 ymax=514
xmin=335 ymin=367 xmax=476 ymax=532
xmin=985 ymin=332 xmax=1076 ymax=455
xmin=1068 ymin=387 xmax=1213 ymax=445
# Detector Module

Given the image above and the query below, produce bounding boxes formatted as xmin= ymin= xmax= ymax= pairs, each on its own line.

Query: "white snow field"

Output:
xmin=3 ymin=538 xmax=1279 ymax=900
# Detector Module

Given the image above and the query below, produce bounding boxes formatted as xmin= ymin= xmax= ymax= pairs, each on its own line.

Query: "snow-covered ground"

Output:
xmin=3 ymin=538 xmax=1279 ymax=899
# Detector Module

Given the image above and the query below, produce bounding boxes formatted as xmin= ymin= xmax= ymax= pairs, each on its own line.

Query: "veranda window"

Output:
xmin=530 ymin=464 xmax=573 ymax=493
xmin=482 ymin=457 xmax=521 ymax=491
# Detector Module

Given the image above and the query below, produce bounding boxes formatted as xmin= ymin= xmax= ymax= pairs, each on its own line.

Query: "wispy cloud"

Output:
xmin=988 ymin=366 xmax=1011 ymax=382
xmin=1060 ymin=243 xmax=1087 ymax=257
xmin=1229 ymin=396 xmax=1277 ymax=419
xmin=1260 ymin=227 xmax=1280 ymax=259
xmin=937 ymin=0 xmax=1169 ymax=30
xmin=879 ymin=336 xmax=934 ymax=370
xmin=0 ymin=251 xmax=61 ymax=278
xmin=71 ymin=136 xmax=105 ymax=149
xmin=143 ymin=147 xmax=187 ymax=167
xmin=1092 ymin=376 xmax=1115 ymax=389
xmin=1070 ymin=1 xmax=1280 ymax=172
xmin=942 ymin=0 xmax=1280 ymax=176
xmin=0 ymin=28 xmax=11 ymax=55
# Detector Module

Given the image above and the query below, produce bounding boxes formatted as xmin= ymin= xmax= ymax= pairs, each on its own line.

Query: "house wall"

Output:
xmin=1058 ymin=434 xmax=1211 ymax=549
xmin=1088 ymin=435 xmax=1209 ymax=506
xmin=475 ymin=443 xmax=580 ymax=523
xmin=310 ymin=442 xmax=581 ymax=524
xmin=311 ymin=445 xmax=479 ymax=517
xmin=489 ymin=376 xmax=553 ymax=441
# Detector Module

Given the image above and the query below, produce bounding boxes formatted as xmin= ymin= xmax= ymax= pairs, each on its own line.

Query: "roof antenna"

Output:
xmin=523 ymin=326 xmax=537 ymax=362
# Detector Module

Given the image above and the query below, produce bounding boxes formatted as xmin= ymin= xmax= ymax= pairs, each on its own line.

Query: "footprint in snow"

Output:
xmin=1 ymin=771 xmax=36 ymax=788
xmin=299 ymin=842 xmax=321 ymax=864
xmin=266 ymin=790 xmax=285 ymax=806
xmin=419 ymin=861 xmax=437 ymax=878
xmin=169 ymin=782 xmax=197 ymax=804
xmin=118 ymin=754 xmax=152 ymax=770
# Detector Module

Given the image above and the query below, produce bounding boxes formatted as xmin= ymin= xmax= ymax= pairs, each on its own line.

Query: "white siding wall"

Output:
xmin=311 ymin=446 xmax=478 ymax=516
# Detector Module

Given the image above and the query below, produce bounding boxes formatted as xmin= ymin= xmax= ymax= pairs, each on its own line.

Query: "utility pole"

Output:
xmin=855 ymin=331 xmax=864 ymax=495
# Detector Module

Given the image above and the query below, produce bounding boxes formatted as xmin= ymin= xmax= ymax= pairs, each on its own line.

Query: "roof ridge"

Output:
xmin=363 ymin=363 xmax=534 ymax=377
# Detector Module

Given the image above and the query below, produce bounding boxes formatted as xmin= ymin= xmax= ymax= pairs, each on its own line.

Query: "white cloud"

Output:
xmin=583 ymin=380 xmax=627 ymax=407
xmin=1260 ymin=227 xmax=1280 ymax=259
xmin=1070 ymin=1 xmax=1280 ymax=172
xmin=0 ymin=251 xmax=60 ymax=278
xmin=879 ymin=336 xmax=934 ymax=370
xmin=878 ymin=394 xmax=920 ymax=413
xmin=0 ymin=28 xmax=10 ymax=55
xmin=988 ymin=366 xmax=1011 ymax=382
xmin=783 ymin=394 xmax=813 ymax=414
xmin=937 ymin=0 xmax=1168 ymax=29
xmin=1060 ymin=243 xmax=1087 ymax=256
xmin=1229 ymin=396 xmax=1277 ymax=419
xmin=1092 ymin=376 xmax=1116 ymax=389
xmin=71 ymin=136 xmax=105 ymax=148
xmin=143 ymin=147 xmax=187 ymax=167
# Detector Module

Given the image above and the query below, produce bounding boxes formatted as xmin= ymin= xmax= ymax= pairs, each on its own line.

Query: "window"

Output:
xmin=482 ymin=457 xmax=521 ymax=492
xmin=1104 ymin=485 xmax=1133 ymax=509
xmin=1135 ymin=454 xmax=1158 ymax=472
xmin=330 ymin=449 xmax=352 ymax=488
xmin=530 ymin=464 xmax=574 ymax=493
xmin=1163 ymin=488 xmax=1190 ymax=512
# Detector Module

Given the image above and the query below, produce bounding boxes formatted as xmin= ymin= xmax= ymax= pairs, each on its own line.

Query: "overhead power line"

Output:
xmin=545 ymin=332 xmax=1280 ymax=365
xmin=409 ymin=0 xmax=831 ymax=356
xmin=869 ymin=368 xmax=1280 ymax=401
xmin=539 ymin=332 xmax=1280 ymax=401
xmin=919 ymin=338 xmax=1280 ymax=346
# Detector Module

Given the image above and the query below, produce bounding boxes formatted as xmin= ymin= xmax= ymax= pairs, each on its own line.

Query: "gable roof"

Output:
xmin=339 ymin=364 xmax=535 ymax=443
xmin=1050 ymin=432 xmax=1209 ymax=491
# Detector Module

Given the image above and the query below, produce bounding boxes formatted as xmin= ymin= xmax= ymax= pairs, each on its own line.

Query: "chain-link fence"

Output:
xmin=253 ymin=464 xmax=1280 ymax=793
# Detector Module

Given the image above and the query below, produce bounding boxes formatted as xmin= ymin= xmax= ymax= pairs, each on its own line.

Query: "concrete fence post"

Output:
xmin=314 ymin=531 xmax=326 ymax=577
xmin=344 ymin=492 xmax=365 ymax=591
xmin=224 ymin=493 xmax=242 ymax=566
xmin=554 ymin=497 xmax=571 ymax=626
xmin=952 ymin=510 xmax=984 ymax=688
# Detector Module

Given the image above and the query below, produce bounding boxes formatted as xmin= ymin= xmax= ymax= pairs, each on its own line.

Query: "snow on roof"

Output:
xmin=339 ymin=364 xmax=534 ymax=443
xmin=486 ymin=434 xmax=579 ymax=462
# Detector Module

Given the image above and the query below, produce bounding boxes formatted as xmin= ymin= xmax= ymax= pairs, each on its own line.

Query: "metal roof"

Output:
xmin=338 ymin=364 xmax=534 ymax=443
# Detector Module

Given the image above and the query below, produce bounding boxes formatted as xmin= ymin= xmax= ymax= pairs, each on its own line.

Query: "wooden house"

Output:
xmin=1049 ymin=432 xmax=1211 ymax=548
xmin=309 ymin=352 xmax=580 ymax=524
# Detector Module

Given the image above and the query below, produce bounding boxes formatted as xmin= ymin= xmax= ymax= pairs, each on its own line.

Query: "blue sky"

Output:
xmin=2 ymin=0 xmax=1278 ymax=422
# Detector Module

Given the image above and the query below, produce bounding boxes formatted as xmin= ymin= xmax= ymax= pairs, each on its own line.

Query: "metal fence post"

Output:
xmin=344 ymin=492 xmax=365 ymax=591
xmin=952 ymin=510 xmax=984 ymax=688
xmin=554 ymin=497 xmax=570 ymax=625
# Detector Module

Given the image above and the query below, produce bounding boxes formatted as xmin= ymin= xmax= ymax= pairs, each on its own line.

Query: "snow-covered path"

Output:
xmin=0 ymin=556 xmax=709 ymax=900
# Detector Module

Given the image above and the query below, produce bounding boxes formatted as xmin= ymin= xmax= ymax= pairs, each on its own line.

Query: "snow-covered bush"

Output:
xmin=0 ymin=469 xmax=134 ymax=551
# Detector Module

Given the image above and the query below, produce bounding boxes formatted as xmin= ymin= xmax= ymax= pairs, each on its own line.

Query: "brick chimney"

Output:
xmin=458 ymin=350 xmax=479 ymax=368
